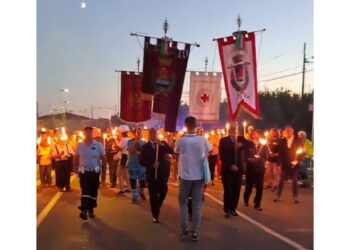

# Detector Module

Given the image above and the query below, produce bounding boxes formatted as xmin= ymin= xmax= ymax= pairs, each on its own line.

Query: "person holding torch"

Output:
xmin=274 ymin=125 xmax=302 ymax=204
xmin=243 ymin=130 xmax=268 ymax=211
xmin=139 ymin=128 xmax=174 ymax=223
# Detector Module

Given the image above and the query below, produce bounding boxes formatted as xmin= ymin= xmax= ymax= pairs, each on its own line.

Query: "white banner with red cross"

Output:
xmin=189 ymin=71 xmax=222 ymax=121
xmin=217 ymin=31 xmax=261 ymax=121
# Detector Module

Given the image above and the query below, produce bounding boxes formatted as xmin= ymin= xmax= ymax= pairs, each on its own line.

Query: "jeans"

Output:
xmin=117 ymin=164 xmax=130 ymax=191
xmin=277 ymin=168 xmax=299 ymax=199
xmin=178 ymin=178 xmax=204 ymax=234
xmin=265 ymin=161 xmax=281 ymax=188
xmin=39 ymin=164 xmax=52 ymax=185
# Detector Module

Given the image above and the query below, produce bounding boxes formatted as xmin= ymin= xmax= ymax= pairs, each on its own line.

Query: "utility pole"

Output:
xmin=301 ymin=42 xmax=306 ymax=99
xmin=205 ymin=56 xmax=208 ymax=73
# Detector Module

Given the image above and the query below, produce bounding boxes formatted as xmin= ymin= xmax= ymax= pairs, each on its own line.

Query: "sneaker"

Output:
xmin=88 ymin=209 xmax=95 ymax=219
xmin=132 ymin=199 xmax=140 ymax=205
xmin=152 ymin=217 xmax=160 ymax=223
xmin=79 ymin=211 xmax=88 ymax=221
xmin=254 ymin=205 xmax=263 ymax=211
xmin=229 ymin=211 xmax=238 ymax=216
xmin=191 ymin=232 xmax=199 ymax=242
xmin=116 ymin=190 xmax=126 ymax=196
xmin=180 ymin=230 xmax=191 ymax=240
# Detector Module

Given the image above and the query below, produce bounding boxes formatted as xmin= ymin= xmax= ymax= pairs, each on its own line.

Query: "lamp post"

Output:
xmin=60 ymin=89 xmax=69 ymax=127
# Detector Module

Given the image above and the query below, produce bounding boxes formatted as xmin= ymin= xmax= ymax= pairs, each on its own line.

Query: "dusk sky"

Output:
xmin=37 ymin=0 xmax=313 ymax=118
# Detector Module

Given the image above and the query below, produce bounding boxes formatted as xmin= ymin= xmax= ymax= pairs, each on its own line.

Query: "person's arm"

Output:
xmin=218 ymin=138 xmax=226 ymax=163
xmin=161 ymin=140 xmax=174 ymax=154
xmin=73 ymin=147 xmax=80 ymax=173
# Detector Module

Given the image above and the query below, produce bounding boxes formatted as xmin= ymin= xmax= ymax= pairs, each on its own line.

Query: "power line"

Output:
xmin=259 ymin=69 xmax=313 ymax=83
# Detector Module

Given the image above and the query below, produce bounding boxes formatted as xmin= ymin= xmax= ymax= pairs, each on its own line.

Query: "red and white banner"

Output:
xmin=217 ymin=32 xmax=260 ymax=121
xmin=189 ymin=72 xmax=222 ymax=121
xmin=120 ymin=71 xmax=152 ymax=123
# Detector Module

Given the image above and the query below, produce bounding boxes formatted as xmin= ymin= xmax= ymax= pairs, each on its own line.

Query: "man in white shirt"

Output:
xmin=74 ymin=127 xmax=106 ymax=220
xmin=116 ymin=125 xmax=131 ymax=196
xmin=175 ymin=116 xmax=212 ymax=242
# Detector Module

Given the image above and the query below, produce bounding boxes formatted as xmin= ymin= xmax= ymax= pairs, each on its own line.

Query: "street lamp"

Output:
xmin=60 ymin=89 xmax=69 ymax=127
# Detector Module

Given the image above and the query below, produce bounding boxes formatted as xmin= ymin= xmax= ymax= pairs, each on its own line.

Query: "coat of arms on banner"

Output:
xmin=229 ymin=50 xmax=249 ymax=93
xmin=154 ymin=40 xmax=177 ymax=96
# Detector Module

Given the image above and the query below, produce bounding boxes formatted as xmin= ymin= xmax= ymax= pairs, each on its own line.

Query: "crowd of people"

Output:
xmin=36 ymin=117 xmax=313 ymax=241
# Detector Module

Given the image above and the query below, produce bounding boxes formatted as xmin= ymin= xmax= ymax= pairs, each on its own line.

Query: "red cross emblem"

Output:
xmin=201 ymin=93 xmax=210 ymax=103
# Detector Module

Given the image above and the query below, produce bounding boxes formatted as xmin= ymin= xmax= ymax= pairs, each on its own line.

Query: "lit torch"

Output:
xmin=291 ymin=148 xmax=303 ymax=167
xmin=243 ymin=121 xmax=247 ymax=135
xmin=225 ymin=123 xmax=230 ymax=136
xmin=255 ymin=138 xmax=267 ymax=157
xmin=204 ymin=133 xmax=209 ymax=139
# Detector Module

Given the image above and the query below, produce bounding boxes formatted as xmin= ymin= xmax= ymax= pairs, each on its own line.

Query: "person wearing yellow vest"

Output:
xmin=298 ymin=131 xmax=313 ymax=188
xmin=37 ymin=131 xmax=53 ymax=187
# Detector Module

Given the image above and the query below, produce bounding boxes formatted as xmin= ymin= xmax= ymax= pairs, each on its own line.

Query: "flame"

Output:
xmin=37 ymin=137 xmax=41 ymax=145
xmin=183 ymin=127 xmax=187 ymax=133
xmin=296 ymin=148 xmax=303 ymax=155
xmin=48 ymin=136 xmax=51 ymax=145
xmin=210 ymin=130 xmax=215 ymax=136
xmin=221 ymin=129 xmax=225 ymax=135
xmin=243 ymin=121 xmax=247 ymax=127
xmin=103 ymin=133 xmax=107 ymax=139
xmin=259 ymin=138 xmax=267 ymax=145
xmin=264 ymin=131 xmax=269 ymax=137
xmin=144 ymin=125 xmax=148 ymax=130
xmin=179 ymin=131 xmax=184 ymax=135
xmin=112 ymin=129 xmax=117 ymax=136
xmin=225 ymin=123 xmax=230 ymax=130
xmin=158 ymin=134 xmax=164 ymax=140
xmin=204 ymin=133 xmax=209 ymax=139
xmin=41 ymin=128 xmax=46 ymax=132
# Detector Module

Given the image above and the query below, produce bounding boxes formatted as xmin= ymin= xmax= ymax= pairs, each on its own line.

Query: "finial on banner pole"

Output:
xmin=237 ymin=15 xmax=242 ymax=32
xmin=205 ymin=57 xmax=208 ymax=73
xmin=137 ymin=57 xmax=140 ymax=73
xmin=163 ymin=18 xmax=169 ymax=38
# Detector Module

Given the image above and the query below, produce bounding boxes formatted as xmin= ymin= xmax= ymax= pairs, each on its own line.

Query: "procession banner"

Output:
xmin=189 ymin=72 xmax=222 ymax=121
xmin=120 ymin=71 xmax=152 ymax=123
xmin=217 ymin=32 xmax=261 ymax=121
xmin=142 ymin=37 xmax=191 ymax=132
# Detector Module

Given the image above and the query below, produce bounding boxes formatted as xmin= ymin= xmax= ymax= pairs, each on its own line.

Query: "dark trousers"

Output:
xmin=79 ymin=171 xmax=100 ymax=211
xmin=147 ymin=175 xmax=169 ymax=219
xmin=100 ymin=161 xmax=106 ymax=183
xmin=55 ymin=160 xmax=71 ymax=189
xmin=244 ymin=171 xmax=264 ymax=206
xmin=277 ymin=168 xmax=299 ymax=198
xmin=208 ymin=155 xmax=218 ymax=181
xmin=39 ymin=164 xmax=52 ymax=185
xmin=222 ymin=171 xmax=242 ymax=213
xmin=108 ymin=159 xmax=118 ymax=185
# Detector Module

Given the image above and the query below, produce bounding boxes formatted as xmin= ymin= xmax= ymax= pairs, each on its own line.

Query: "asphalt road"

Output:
xmin=37 ymin=175 xmax=313 ymax=250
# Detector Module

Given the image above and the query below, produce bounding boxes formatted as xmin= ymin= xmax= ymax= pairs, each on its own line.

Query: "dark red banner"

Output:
xmin=142 ymin=37 xmax=191 ymax=132
xmin=120 ymin=71 xmax=152 ymax=123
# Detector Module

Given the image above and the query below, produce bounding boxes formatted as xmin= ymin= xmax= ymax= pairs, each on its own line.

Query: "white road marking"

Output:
xmin=37 ymin=175 xmax=76 ymax=227
xmin=204 ymin=192 xmax=309 ymax=250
